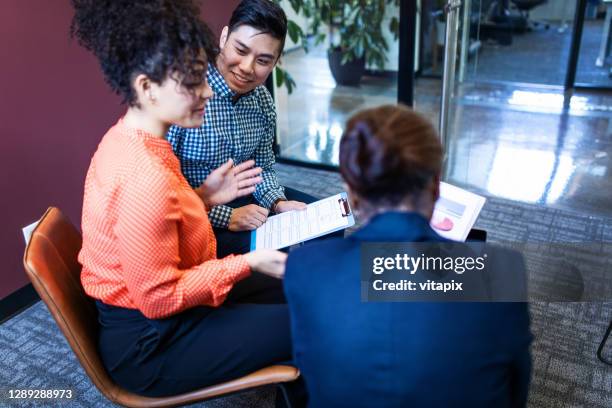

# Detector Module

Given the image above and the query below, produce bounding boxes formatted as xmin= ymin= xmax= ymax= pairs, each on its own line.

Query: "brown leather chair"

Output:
xmin=23 ymin=207 xmax=299 ymax=408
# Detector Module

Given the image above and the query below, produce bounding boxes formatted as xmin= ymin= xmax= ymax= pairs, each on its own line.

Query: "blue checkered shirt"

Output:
xmin=167 ymin=63 xmax=285 ymax=228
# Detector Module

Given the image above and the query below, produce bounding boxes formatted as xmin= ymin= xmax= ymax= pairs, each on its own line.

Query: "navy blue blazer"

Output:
xmin=284 ymin=212 xmax=532 ymax=408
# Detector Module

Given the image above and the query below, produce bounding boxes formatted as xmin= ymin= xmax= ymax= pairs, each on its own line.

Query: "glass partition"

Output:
xmin=575 ymin=0 xmax=612 ymax=89
xmin=274 ymin=0 xmax=403 ymax=167
xmin=457 ymin=0 xmax=576 ymax=86
xmin=442 ymin=0 xmax=609 ymax=216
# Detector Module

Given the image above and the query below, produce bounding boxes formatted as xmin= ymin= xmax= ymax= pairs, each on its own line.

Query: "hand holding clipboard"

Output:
xmin=250 ymin=192 xmax=354 ymax=250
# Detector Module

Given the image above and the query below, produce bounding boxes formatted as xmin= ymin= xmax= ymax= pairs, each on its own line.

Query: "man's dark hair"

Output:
xmin=228 ymin=0 xmax=288 ymax=55
xmin=70 ymin=0 xmax=217 ymax=106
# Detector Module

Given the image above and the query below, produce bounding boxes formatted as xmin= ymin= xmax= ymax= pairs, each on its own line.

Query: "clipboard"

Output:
xmin=250 ymin=192 xmax=355 ymax=250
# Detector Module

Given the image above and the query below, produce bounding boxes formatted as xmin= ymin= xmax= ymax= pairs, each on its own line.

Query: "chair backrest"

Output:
xmin=22 ymin=208 xmax=300 ymax=408
xmin=22 ymin=207 xmax=122 ymax=401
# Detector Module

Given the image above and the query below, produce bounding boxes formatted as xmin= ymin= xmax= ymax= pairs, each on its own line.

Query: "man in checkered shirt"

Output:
xmin=168 ymin=0 xmax=317 ymax=257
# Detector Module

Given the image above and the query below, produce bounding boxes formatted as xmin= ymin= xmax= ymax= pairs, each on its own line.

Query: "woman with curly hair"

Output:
xmin=71 ymin=0 xmax=296 ymax=399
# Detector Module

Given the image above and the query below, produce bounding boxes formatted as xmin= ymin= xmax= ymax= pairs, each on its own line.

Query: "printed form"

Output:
xmin=251 ymin=193 xmax=354 ymax=250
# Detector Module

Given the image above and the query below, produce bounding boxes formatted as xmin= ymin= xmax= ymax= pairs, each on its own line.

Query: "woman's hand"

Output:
xmin=243 ymin=249 xmax=287 ymax=279
xmin=197 ymin=159 xmax=262 ymax=208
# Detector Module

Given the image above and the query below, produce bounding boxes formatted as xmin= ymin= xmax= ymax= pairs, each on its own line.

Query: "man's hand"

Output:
xmin=229 ymin=204 xmax=269 ymax=231
xmin=274 ymin=200 xmax=307 ymax=213
xmin=197 ymin=159 xmax=262 ymax=208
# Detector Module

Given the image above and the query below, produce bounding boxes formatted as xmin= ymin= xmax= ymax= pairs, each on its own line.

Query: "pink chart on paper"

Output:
xmin=432 ymin=216 xmax=454 ymax=231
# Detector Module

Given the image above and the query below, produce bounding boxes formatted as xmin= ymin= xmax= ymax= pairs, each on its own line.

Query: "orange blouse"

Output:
xmin=79 ymin=120 xmax=250 ymax=319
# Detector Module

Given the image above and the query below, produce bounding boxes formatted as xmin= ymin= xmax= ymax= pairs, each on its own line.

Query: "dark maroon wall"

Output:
xmin=201 ymin=0 xmax=241 ymax=41
xmin=0 ymin=0 xmax=240 ymax=300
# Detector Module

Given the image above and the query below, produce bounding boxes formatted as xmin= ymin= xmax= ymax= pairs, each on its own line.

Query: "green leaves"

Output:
xmin=276 ymin=0 xmax=401 ymax=91
xmin=314 ymin=33 xmax=326 ymax=46
xmin=275 ymin=66 xmax=296 ymax=94
xmin=302 ymin=0 xmax=400 ymax=71
xmin=389 ymin=16 xmax=399 ymax=41
xmin=287 ymin=20 xmax=304 ymax=44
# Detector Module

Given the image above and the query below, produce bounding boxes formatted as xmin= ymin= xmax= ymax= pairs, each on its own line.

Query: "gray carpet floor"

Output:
xmin=1 ymin=163 xmax=610 ymax=407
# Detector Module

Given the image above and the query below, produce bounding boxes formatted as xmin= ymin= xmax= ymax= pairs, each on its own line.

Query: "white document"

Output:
xmin=251 ymin=192 xmax=354 ymax=250
xmin=431 ymin=182 xmax=486 ymax=241
xmin=22 ymin=220 xmax=40 ymax=245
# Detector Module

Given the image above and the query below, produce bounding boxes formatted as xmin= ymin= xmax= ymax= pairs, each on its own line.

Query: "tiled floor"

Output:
xmin=275 ymin=44 xmax=612 ymax=220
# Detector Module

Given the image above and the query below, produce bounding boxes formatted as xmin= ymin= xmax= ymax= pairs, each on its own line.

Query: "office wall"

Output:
xmin=0 ymin=0 xmax=239 ymax=300
xmin=202 ymin=0 xmax=241 ymax=41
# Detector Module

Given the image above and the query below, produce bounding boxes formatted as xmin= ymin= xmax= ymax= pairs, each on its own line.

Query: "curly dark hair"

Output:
xmin=70 ymin=0 xmax=217 ymax=106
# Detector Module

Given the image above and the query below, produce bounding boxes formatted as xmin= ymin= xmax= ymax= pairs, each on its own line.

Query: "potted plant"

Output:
xmin=275 ymin=0 xmax=399 ymax=87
